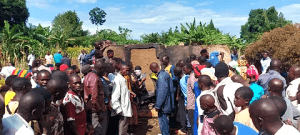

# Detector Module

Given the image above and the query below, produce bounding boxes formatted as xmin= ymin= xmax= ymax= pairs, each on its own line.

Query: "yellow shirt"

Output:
xmin=164 ymin=65 xmax=173 ymax=78
xmin=4 ymin=90 xmax=16 ymax=106
xmin=234 ymin=108 xmax=258 ymax=132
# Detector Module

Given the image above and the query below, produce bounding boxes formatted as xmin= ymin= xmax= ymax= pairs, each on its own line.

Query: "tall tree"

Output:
xmin=240 ymin=6 xmax=291 ymax=43
xmin=0 ymin=0 xmax=29 ymax=28
xmin=89 ymin=7 xmax=106 ymax=27
xmin=52 ymin=11 xmax=84 ymax=38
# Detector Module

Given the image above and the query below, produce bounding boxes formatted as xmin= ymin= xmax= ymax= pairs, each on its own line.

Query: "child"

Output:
xmin=196 ymin=75 xmax=215 ymax=134
xmin=199 ymin=94 xmax=221 ymax=135
xmin=214 ymin=115 xmax=258 ymax=135
xmin=133 ymin=66 xmax=146 ymax=99
xmin=234 ymin=86 xmax=258 ymax=132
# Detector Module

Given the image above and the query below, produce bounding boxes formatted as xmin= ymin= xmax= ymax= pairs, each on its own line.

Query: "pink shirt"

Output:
xmin=187 ymin=72 xmax=197 ymax=110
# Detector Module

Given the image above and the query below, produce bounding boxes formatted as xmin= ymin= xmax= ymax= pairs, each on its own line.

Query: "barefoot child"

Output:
xmin=234 ymin=86 xmax=258 ymax=132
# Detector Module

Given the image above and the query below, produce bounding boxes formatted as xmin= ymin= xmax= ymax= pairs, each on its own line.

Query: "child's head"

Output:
xmin=134 ymin=66 xmax=142 ymax=70
xmin=269 ymin=96 xmax=287 ymax=117
xmin=174 ymin=66 xmax=183 ymax=77
xmin=65 ymin=68 xmax=74 ymax=76
xmin=200 ymin=94 xmax=216 ymax=113
xmin=234 ymin=86 xmax=254 ymax=107
xmin=214 ymin=115 xmax=234 ymax=135
xmin=176 ymin=60 xmax=185 ymax=68
xmin=189 ymin=54 xmax=196 ymax=61
xmin=198 ymin=56 xmax=207 ymax=65
xmin=37 ymin=70 xmax=51 ymax=88
xmin=198 ymin=75 xmax=212 ymax=90
xmin=183 ymin=63 xmax=193 ymax=75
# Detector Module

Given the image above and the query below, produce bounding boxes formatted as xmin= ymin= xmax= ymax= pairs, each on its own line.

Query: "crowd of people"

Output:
xmin=0 ymin=40 xmax=299 ymax=135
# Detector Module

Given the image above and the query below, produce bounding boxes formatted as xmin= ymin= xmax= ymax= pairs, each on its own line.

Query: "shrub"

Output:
xmin=244 ymin=24 xmax=300 ymax=67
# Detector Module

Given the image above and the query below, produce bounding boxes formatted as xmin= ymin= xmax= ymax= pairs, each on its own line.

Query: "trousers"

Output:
xmin=158 ymin=111 xmax=170 ymax=135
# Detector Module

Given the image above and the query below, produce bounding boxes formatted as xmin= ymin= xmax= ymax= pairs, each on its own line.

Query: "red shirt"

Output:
xmin=62 ymin=91 xmax=86 ymax=135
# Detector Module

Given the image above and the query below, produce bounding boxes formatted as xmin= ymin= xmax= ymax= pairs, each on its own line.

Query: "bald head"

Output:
xmin=94 ymin=60 xmax=106 ymax=76
xmin=288 ymin=66 xmax=300 ymax=82
xmin=269 ymin=96 xmax=287 ymax=117
xmin=270 ymin=60 xmax=281 ymax=72
xmin=200 ymin=94 xmax=215 ymax=112
xmin=47 ymin=78 xmax=68 ymax=100
xmin=150 ymin=62 xmax=160 ymax=73
xmin=249 ymin=98 xmax=281 ymax=131
xmin=17 ymin=92 xmax=45 ymax=121
xmin=268 ymin=78 xmax=284 ymax=96
xmin=231 ymin=75 xmax=244 ymax=83
xmin=198 ymin=75 xmax=212 ymax=87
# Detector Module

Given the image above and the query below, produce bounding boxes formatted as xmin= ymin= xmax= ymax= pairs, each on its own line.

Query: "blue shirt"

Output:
xmin=180 ymin=74 xmax=189 ymax=106
xmin=193 ymin=82 xmax=201 ymax=135
xmin=53 ymin=53 xmax=62 ymax=64
xmin=208 ymin=51 xmax=220 ymax=67
xmin=257 ymin=70 xmax=287 ymax=96
xmin=231 ymin=54 xmax=238 ymax=61
xmin=249 ymin=83 xmax=264 ymax=104
xmin=84 ymin=49 xmax=96 ymax=63
xmin=234 ymin=122 xmax=258 ymax=135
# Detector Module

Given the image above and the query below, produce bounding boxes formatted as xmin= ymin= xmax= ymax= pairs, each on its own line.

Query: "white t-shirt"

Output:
xmin=2 ymin=113 xmax=34 ymax=135
xmin=286 ymin=78 xmax=300 ymax=107
xmin=45 ymin=54 xmax=53 ymax=65
xmin=275 ymin=124 xmax=300 ymax=135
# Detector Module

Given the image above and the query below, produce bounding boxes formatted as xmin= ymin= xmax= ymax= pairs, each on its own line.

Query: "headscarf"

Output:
xmin=246 ymin=65 xmax=259 ymax=80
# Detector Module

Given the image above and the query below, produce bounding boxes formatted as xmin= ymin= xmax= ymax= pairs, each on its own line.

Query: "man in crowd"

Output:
xmin=104 ymin=49 xmax=115 ymax=63
xmin=84 ymin=40 xmax=111 ymax=63
xmin=111 ymin=64 xmax=132 ymax=135
xmin=286 ymin=66 xmax=300 ymax=107
xmin=268 ymin=78 xmax=300 ymax=127
xmin=160 ymin=55 xmax=176 ymax=80
xmin=54 ymin=50 xmax=63 ymax=65
xmin=260 ymin=51 xmax=271 ymax=74
xmin=61 ymin=53 xmax=71 ymax=68
xmin=250 ymin=98 xmax=300 ymax=135
xmin=46 ymin=78 xmax=68 ymax=135
xmin=257 ymin=60 xmax=287 ymax=96
xmin=231 ymin=49 xmax=238 ymax=61
xmin=84 ymin=60 xmax=108 ymax=135
xmin=200 ymin=49 xmax=224 ymax=67
xmin=150 ymin=62 xmax=175 ymax=135
xmin=28 ymin=51 xmax=35 ymax=70
xmin=3 ymin=93 xmax=46 ymax=135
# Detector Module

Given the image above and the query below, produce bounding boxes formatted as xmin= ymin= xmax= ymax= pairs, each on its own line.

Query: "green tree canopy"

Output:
xmin=0 ymin=0 xmax=29 ymax=28
xmin=89 ymin=7 xmax=106 ymax=26
xmin=240 ymin=6 xmax=291 ymax=43
xmin=52 ymin=10 xmax=84 ymax=38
